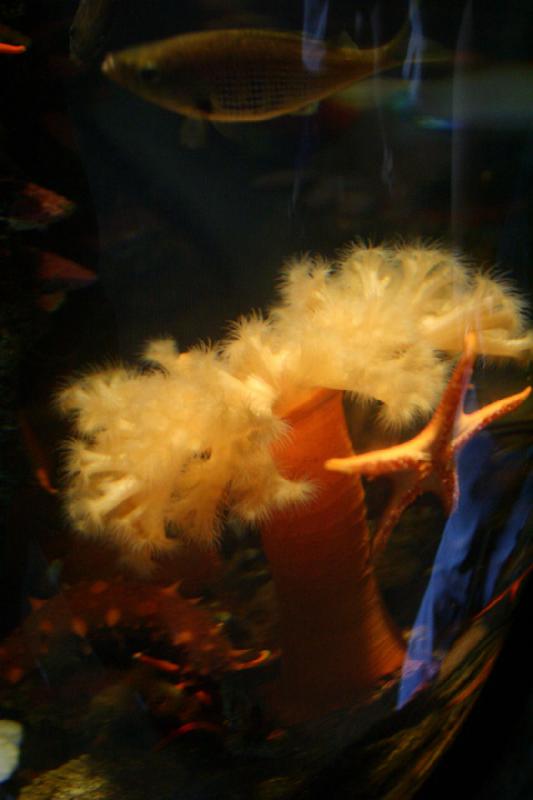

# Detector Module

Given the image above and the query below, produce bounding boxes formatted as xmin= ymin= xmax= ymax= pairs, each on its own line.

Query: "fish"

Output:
xmin=33 ymin=250 xmax=97 ymax=313
xmin=0 ymin=42 xmax=26 ymax=55
xmin=101 ymin=20 xmax=450 ymax=123
xmin=0 ymin=179 xmax=75 ymax=230
xmin=35 ymin=250 xmax=97 ymax=289
xmin=70 ymin=0 xmax=120 ymax=65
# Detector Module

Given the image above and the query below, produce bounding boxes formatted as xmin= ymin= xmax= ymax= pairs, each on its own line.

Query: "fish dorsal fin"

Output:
xmin=334 ymin=31 xmax=359 ymax=51
xmin=300 ymin=28 xmax=358 ymax=53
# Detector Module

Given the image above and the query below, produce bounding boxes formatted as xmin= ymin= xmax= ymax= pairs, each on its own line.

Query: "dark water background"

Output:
xmin=1 ymin=0 xmax=531 ymax=796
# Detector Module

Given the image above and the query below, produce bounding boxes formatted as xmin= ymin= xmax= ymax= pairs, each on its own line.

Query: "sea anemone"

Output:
xmin=59 ymin=243 xmax=531 ymax=721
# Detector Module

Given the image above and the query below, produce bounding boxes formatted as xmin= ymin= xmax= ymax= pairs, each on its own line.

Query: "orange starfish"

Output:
xmin=326 ymin=333 xmax=531 ymax=558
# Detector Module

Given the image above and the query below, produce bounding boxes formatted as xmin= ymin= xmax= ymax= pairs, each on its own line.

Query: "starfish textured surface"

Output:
xmin=326 ymin=334 xmax=531 ymax=557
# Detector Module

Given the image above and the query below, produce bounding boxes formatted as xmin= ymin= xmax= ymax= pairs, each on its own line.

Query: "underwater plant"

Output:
xmin=59 ymin=243 xmax=531 ymax=722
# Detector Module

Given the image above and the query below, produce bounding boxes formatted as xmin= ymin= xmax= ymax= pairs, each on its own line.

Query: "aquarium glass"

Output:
xmin=1 ymin=1 xmax=531 ymax=798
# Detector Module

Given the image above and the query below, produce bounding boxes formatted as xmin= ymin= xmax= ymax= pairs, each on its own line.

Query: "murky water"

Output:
xmin=1 ymin=2 xmax=531 ymax=797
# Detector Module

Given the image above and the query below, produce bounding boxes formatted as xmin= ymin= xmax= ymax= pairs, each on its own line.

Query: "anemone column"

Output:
xmin=261 ymin=388 xmax=405 ymax=722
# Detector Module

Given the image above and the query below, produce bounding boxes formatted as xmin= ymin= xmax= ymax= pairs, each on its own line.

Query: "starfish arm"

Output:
xmin=325 ymin=444 xmax=427 ymax=477
xmin=431 ymin=466 xmax=459 ymax=514
xmin=453 ymin=386 xmax=531 ymax=452
xmin=326 ymin=332 xmax=531 ymax=552
xmin=371 ymin=464 xmax=458 ymax=560
xmin=422 ymin=334 xmax=475 ymax=449
xmin=325 ymin=335 xmax=478 ymax=479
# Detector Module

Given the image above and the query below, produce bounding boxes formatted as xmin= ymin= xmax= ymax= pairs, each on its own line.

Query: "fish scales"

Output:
xmin=208 ymin=33 xmax=358 ymax=119
xmin=102 ymin=26 xmax=411 ymax=122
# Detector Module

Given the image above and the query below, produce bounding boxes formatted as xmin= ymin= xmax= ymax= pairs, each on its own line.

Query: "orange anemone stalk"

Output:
xmin=262 ymin=388 xmax=405 ymax=722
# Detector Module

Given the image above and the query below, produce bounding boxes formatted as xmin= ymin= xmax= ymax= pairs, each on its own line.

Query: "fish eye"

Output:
xmin=139 ymin=62 xmax=159 ymax=83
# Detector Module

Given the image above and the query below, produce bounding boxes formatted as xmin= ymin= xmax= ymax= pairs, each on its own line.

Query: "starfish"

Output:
xmin=326 ymin=333 xmax=531 ymax=558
